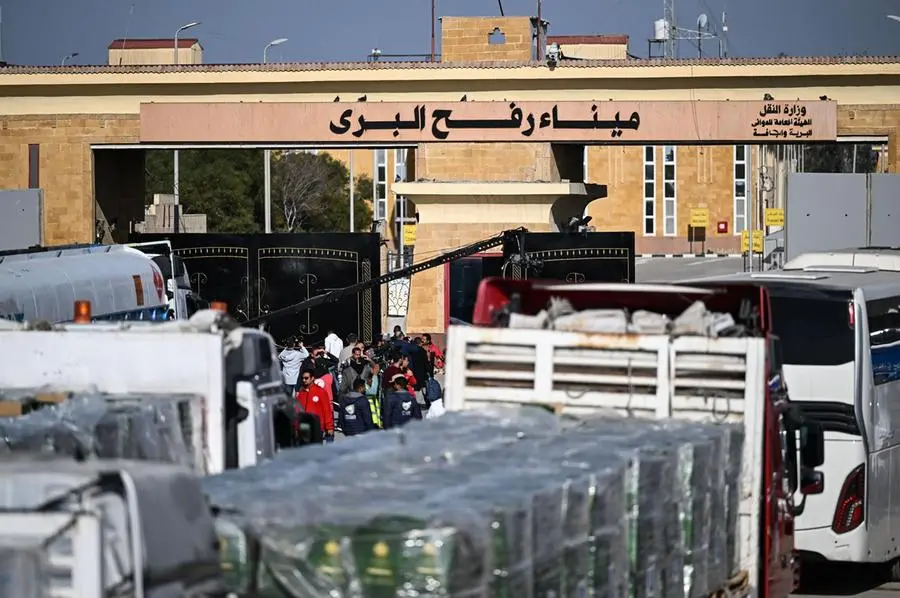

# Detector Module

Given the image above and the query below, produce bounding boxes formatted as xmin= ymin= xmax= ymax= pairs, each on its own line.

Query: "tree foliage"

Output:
xmin=271 ymin=152 xmax=373 ymax=233
xmin=144 ymin=149 xmax=373 ymax=233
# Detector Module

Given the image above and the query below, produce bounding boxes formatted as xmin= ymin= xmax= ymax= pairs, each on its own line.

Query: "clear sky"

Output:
xmin=1 ymin=0 xmax=899 ymax=66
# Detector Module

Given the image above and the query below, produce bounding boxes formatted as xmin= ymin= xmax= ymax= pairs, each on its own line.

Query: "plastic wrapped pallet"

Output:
xmin=0 ymin=393 xmax=192 ymax=468
xmin=723 ymin=424 xmax=746 ymax=579
xmin=0 ymin=543 xmax=49 ymax=598
xmin=569 ymin=419 xmax=675 ymax=598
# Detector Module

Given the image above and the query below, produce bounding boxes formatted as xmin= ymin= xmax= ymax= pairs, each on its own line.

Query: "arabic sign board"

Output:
xmin=140 ymin=100 xmax=838 ymax=144
xmin=690 ymin=208 xmax=710 ymax=228
xmin=402 ymin=224 xmax=416 ymax=246
xmin=764 ymin=208 xmax=785 ymax=227
xmin=740 ymin=230 xmax=764 ymax=253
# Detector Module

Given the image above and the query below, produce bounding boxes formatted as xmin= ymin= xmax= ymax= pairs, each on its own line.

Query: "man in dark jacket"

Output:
xmin=384 ymin=375 xmax=423 ymax=429
xmin=337 ymin=379 xmax=376 ymax=436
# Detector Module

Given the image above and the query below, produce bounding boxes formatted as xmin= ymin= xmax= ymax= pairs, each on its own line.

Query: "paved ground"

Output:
xmin=635 ymin=256 xmax=747 ymax=283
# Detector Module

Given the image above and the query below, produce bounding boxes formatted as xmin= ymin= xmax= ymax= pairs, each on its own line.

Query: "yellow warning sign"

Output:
xmin=690 ymin=208 xmax=710 ymax=228
xmin=764 ymin=208 xmax=784 ymax=227
xmin=741 ymin=230 xmax=764 ymax=254
xmin=402 ymin=224 xmax=416 ymax=246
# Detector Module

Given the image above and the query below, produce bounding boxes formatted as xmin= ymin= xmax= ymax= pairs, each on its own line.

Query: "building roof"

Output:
xmin=1 ymin=54 xmax=898 ymax=75
xmin=547 ymin=35 xmax=629 ymax=45
xmin=108 ymin=38 xmax=201 ymax=50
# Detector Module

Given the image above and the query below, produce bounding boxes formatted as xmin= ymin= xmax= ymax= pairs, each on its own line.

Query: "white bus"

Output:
xmin=684 ymin=248 xmax=900 ymax=575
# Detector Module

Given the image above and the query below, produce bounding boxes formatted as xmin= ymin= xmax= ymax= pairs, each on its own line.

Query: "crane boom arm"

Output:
xmin=244 ymin=227 xmax=528 ymax=327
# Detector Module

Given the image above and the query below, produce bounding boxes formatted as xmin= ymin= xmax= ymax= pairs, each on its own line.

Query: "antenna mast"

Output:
xmin=663 ymin=0 xmax=676 ymax=58
xmin=0 ymin=7 xmax=4 ymax=63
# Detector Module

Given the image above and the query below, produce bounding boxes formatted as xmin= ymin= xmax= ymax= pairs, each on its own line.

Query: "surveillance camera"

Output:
xmin=546 ymin=43 xmax=560 ymax=65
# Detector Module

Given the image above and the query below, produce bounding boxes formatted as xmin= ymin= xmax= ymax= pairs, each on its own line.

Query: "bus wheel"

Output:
xmin=887 ymin=558 xmax=900 ymax=582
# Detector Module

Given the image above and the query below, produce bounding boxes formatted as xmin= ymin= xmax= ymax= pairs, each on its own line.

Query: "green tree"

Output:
xmin=271 ymin=151 xmax=373 ymax=233
xmin=145 ymin=149 xmax=372 ymax=233
xmin=145 ymin=149 xmax=264 ymax=233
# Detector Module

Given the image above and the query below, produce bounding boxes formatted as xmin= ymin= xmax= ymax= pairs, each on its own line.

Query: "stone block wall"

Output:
xmin=0 ymin=115 xmax=140 ymax=245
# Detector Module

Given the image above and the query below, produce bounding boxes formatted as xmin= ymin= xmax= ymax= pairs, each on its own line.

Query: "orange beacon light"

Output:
xmin=73 ymin=300 xmax=92 ymax=323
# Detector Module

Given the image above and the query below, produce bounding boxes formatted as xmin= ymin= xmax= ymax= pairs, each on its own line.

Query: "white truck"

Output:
xmin=443 ymin=277 xmax=828 ymax=598
xmin=0 ymin=456 xmax=226 ymax=598
xmin=0 ymin=305 xmax=289 ymax=475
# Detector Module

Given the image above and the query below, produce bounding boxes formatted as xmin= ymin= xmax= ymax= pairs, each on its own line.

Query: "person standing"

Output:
xmin=296 ymin=368 xmax=334 ymax=442
xmin=340 ymin=345 xmax=373 ymax=394
xmin=337 ymin=379 xmax=377 ymax=436
xmin=278 ymin=337 xmax=307 ymax=396
xmin=365 ymin=362 xmax=384 ymax=429
xmin=383 ymin=375 xmax=422 ymax=429
xmin=324 ymin=329 xmax=343 ymax=360
xmin=339 ymin=333 xmax=358 ymax=364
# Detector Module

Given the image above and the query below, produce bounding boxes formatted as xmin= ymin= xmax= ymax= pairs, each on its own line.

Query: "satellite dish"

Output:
xmin=697 ymin=13 xmax=709 ymax=30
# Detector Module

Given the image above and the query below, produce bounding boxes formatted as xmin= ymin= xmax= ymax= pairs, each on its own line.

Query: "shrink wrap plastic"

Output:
xmin=199 ymin=408 xmax=742 ymax=598
xmin=0 ymin=391 xmax=193 ymax=468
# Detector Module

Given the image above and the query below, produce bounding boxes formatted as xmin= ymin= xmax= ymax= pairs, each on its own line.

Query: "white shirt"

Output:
xmin=324 ymin=333 xmax=343 ymax=360
xmin=426 ymin=398 xmax=445 ymax=419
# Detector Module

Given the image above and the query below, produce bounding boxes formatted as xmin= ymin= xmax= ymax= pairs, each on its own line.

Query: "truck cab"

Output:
xmin=0 ymin=302 xmax=291 ymax=475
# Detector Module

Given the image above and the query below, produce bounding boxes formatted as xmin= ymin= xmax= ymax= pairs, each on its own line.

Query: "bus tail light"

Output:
xmin=832 ymin=464 xmax=865 ymax=534
xmin=73 ymin=300 xmax=92 ymax=324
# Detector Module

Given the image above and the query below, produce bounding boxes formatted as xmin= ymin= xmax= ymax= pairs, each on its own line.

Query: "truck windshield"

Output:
xmin=768 ymin=289 xmax=854 ymax=367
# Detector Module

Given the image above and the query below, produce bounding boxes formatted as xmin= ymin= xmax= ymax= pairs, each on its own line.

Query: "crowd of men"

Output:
xmin=277 ymin=326 xmax=445 ymax=444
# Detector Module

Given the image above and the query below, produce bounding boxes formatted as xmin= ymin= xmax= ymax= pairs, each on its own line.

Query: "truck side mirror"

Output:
xmin=801 ymin=421 xmax=825 ymax=468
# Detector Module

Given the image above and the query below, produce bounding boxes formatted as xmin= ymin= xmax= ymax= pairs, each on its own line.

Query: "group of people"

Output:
xmin=277 ymin=325 xmax=445 ymax=444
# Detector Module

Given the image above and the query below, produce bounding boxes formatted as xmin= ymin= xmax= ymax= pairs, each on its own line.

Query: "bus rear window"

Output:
xmin=769 ymin=294 xmax=854 ymax=366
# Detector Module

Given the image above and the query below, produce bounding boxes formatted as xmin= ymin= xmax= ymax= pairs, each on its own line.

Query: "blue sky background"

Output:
xmin=2 ymin=0 xmax=899 ymax=65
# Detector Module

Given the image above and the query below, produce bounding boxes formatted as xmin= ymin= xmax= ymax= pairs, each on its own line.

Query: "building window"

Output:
xmin=374 ymin=149 xmax=387 ymax=221
xmin=734 ymin=145 xmax=749 ymax=234
xmin=643 ymin=146 xmax=656 ymax=236
xmin=662 ymin=145 xmax=676 ymax=236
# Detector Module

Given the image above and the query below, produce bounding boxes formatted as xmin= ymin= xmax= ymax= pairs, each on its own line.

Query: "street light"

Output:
xmin=888 ymin=15 xmax=900 ymax=23
xmin=173 ymin=21 xmax=200 ymax=234
xmin=262 ymin=37 xmax=288 ymax=233
xmin=61 ymin=52 xmax=79 ymax=66
xmin=174 ymin=21 xmax=200 ymax=65
xmin=263 ymin=37 xmax=288 ymax=63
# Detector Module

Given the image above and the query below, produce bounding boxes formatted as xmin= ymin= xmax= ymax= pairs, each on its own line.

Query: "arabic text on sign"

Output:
xmin=764 ymin=208 xmax=785 ymax=227
xmin=328 ymin=104 xmax=642 ymax=140
xmin=751 ymin=102 xmax=815 ymax=139
xmin=740 ymin=230 xmax=764 ymax=253
xmin=402 ymin=224 xmax=416 ymax=246
xmin=690 ymin=208 xmax=710 ymax=228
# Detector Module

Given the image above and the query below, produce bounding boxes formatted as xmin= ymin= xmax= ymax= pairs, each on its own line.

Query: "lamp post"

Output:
xmin=172 ymin=21 xmax=200 ymax=233
xmin=263 ymin=37 xmax=288 ymax=63
xmin=263 ymin=38 xmax=288 ymax=234
xmin=61 ymin=52 xmax=79 ymax=66
xmin=888 ymin=15 xmax=900 ymax=23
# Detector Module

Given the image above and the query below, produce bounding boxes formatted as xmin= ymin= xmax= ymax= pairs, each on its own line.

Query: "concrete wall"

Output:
xmin=0 ymin=115 xmax=139 ymax=244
